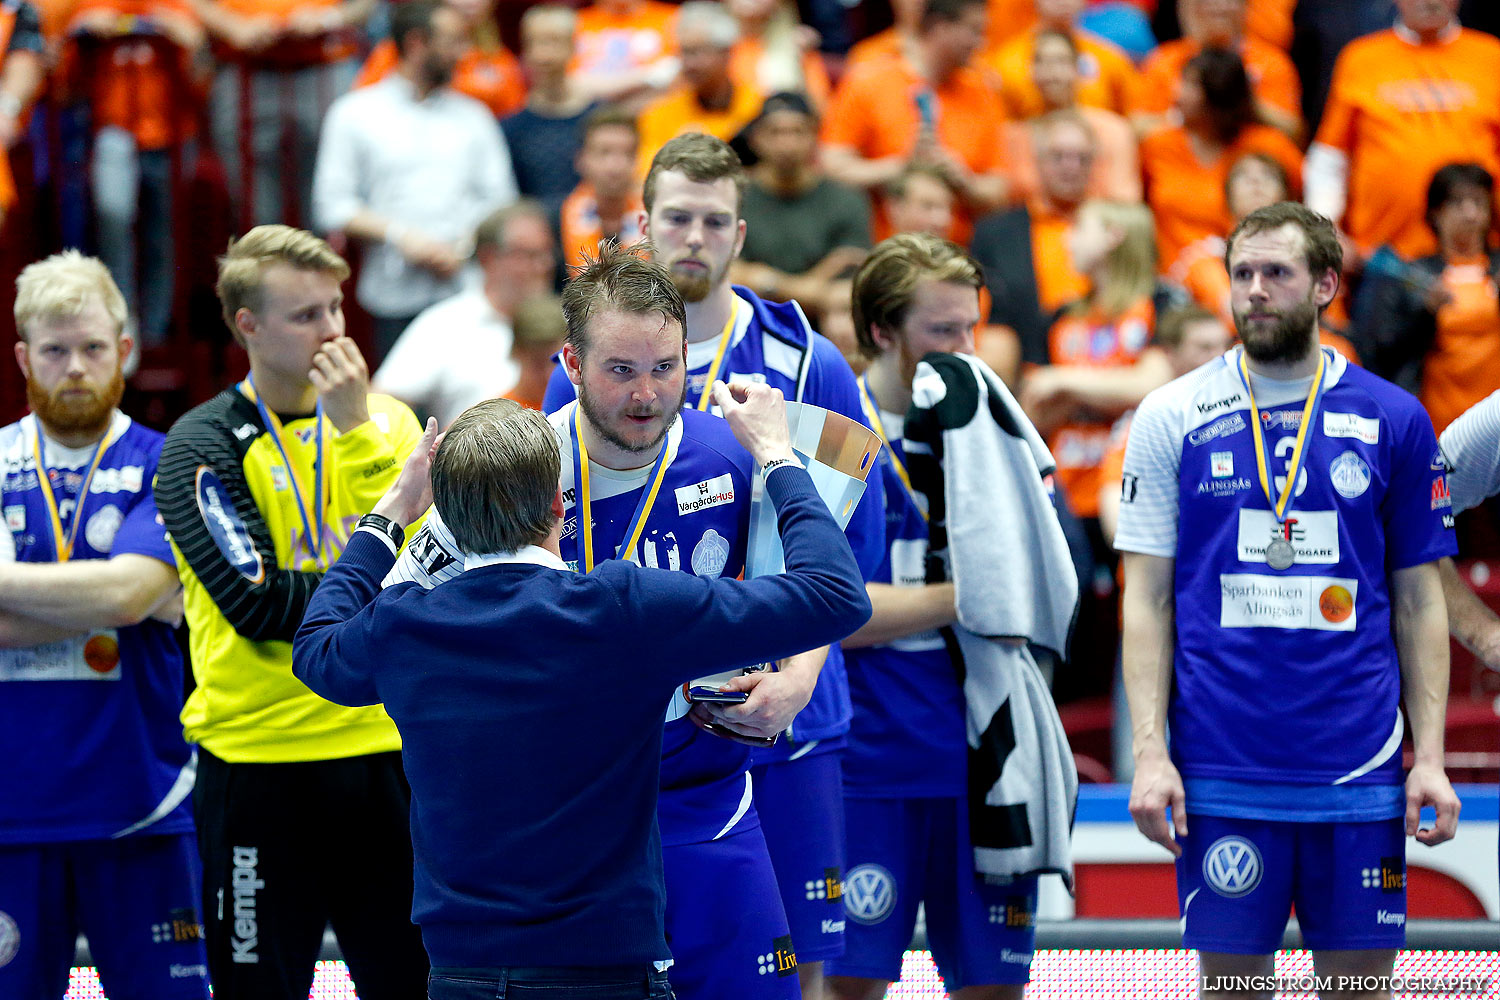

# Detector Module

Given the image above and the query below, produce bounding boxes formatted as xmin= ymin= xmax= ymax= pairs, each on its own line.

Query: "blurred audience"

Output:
xmin=502 ymin=291 xmax=569 ymax=410
xmin=572 ymin=0 xmax=680 ymax=102
xmin=502 ymin=4 xmax=596 ymax=221
xmin=355 ymin=0 xmax=525 ymax=119
xmin=844 ymin=0 xmax=921 ymax=71
xmin=635 ymin=1 xmax=762 ymax=175
xmin=884 ymin=163 xmax=956 ymax=240
xmin=1005 ymin=28 xmax=1140 ymax=204
xmin=312 ymin=0 xmax=518 ymax=358
xmin=822 ymin=0 xmax=1009 ymax=244
xmin=734 ymin=91 xmax=869 ymax=304
xmin=373 ymin=200 xmax=556 ymax=427
xmin=1306 ymin=0 xmax=1500 ymax=262
xmin=727 ymin=0 xmax=829 ymax=108
xmin=983 ymin=0 xmax=1138 ymax=121
xmin=559 ymin=105 xmax=644 ymax=269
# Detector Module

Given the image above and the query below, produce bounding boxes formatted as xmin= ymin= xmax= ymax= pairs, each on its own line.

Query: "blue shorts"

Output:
xmin=749 ymin=740 xmax=846 ymax=963
xmin=1176 ymin=814 xmax=1407 ymax=954
xmin=663 ymin=823 xmax=800 ymax=1000
xmin=826 ymin=797 xmax=1036 ymax=989
xmin=0 ymin=832 xmax=210 ymax=1000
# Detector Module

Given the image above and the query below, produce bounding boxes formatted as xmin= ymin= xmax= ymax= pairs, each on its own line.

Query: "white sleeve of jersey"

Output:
xmin=1439 ymin=388 xmax=1500 ymax=515
xmin=1113 ymin=390 xmax=1182 ymax=558
xmin=382 ymin=506 xmax=468 ymax=590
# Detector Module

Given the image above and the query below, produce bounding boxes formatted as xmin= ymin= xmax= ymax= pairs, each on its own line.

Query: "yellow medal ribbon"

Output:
xmin=31 ymin=420 xmax=120 ymax=563
xmin=240 ymin=379 xmax=329 ymax=570
xmin=571 ymin=405 xmax=674 ymax=573
xmin=1238 ymin=348 xmax=1327 ymax=522
xmin=858 ymin=376 xmax=927 ymax=523
xmin=694 ymin=299 xmax=738 ymax=411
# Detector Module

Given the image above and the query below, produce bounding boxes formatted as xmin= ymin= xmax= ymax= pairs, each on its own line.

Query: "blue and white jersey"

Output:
xmin=544 ymin=286 xmax=883 ymax=754
xmin=842 ymin=410 xmax=966 ymax=798
xmin=1115 ymin=347 xmax=1455 ymax=822
xmin=0 ymin=411 xmax=195 ymax=844
xmin=387 ymin=406 xmax=761 ymax=844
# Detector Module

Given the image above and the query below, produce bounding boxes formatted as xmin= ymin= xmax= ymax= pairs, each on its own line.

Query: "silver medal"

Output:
xmin=1266 ymin=537 xmax=1295 ymax=570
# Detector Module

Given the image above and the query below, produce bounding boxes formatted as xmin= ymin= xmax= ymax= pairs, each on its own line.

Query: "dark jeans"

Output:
xmin=428 ymin=966 xmax=674 ymax=1000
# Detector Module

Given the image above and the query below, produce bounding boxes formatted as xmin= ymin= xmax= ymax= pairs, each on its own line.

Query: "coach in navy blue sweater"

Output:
xmin=293 ymin=385 xmax=870 ymax=995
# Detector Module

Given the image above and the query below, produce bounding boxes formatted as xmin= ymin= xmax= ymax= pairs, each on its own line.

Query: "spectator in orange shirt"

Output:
xmin=1174 ymin=150 xmax=1285 ymax=325
xmin=1020 ymin=198 xmax=1174 ymax=522
xmin=1005 ymin=28 xmax=1139 ymax=204
xmin=192 ymin=0 xmax=375 ymax=228
xmin=1132 ymin=0 xmax=1302 ymax=143
xmin=1305 ymin=0 xmax=1500 ymax=263
xmin=635 ymin=1 xmax=762 ymax=175
xmin=354 ymin=0 xmax=525 ymax=119
xmin=0 ymin=0 xmax=46 ymax=226
xmin=503 ymin=292 xmax=568 ymax=411
xmin=560 ymin=106 xmax=644 ymax=268
xmin=1141 ymin=48 xmax=1302 ymax=282
xmin=844 ymin=0 xmax=920 ymax=71
xmin=65 ymin=0 xmax=202 ymax=345
xmin=983 ymin=0 xmax=1138 ymax=121
xmin=572 ymin=0 xmax=680 ymax=105
xmin=1359 ymin=164 xmax=1500 ymax=435
xmin=726 ymin=0 xmax=829 ymax=109
xmin=821 ymin=0 xmax=1010 ymax=245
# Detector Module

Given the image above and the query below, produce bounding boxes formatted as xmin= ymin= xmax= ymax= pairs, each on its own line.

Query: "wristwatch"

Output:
xmin=357 ymin=512 xmax=404 ymax=551
xmin=761 ymin=456 xmax=804 ymax=478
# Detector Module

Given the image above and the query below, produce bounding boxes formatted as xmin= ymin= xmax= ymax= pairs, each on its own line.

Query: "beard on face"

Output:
xmin=667 ymin=256 xmax=717 ymax=303
xmin=28 ymin=366 xmax=125 ymax=440
xmin=577 ymin=374 xmax=688 ymax=458
xmin=1235 ymin=296 xmax=1319 ymax=366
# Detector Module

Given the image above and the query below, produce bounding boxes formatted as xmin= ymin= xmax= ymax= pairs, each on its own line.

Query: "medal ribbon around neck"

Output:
xmin=1236 ymin=347 xmax=1328 ymax=530
xmin=31 ymin=418 xmax=121 ymax=563
xmin=858 ymin=376 xmax=926 ymax=523
xmin=694 ymin=299 xmax=737 ymax=411
xmin=241 ymin=377 xmax=328 ymax=570
xmin=570 ymin=404 xmax=675 ymax=573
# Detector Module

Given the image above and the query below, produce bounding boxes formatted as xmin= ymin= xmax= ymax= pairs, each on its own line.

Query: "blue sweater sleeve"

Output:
xmin=291 ymin=529 xmax=401 ymax=707
xmin=542 ymin=360 xmax=578 ymax=415
xmin=604 ymin=465 xmax=872 ymax=684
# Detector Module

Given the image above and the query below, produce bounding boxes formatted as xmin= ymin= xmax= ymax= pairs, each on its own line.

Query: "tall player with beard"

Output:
xmin=0 ymin=252 xmax=210 ymax=1000
xmin=543 ymin=134 xmax=881 ymax=1000
xmin=388 ymin=241 xmax=817 ymax=1000
xmin=1117 ymin=203 xmax=1460 ymax=992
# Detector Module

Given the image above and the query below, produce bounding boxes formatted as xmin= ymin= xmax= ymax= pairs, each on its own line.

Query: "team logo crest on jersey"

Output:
xmin=843 ymin=864 xmax=897 ymax=924
xmin=1203 ymin=836 xmax=1262 ymax=898
xmin=0 ymin=910 xmax=17 ymax=968
xmin=270 ymin=465 xmax=289 ymax=492
xmin=1330 ymin=451 xmax=1372 ymax=500
xmin=691 ymin=528 xmax=730 ymax=577
xmin=195 ymin=467 xmax=265 ymax=582
xmin=85 ymin=505 xmax=124 ymax=553
xmin=4 ymin=505 xmax=22 ymax=532
xmin=1211 ymin=452 xmax=1234 ymax=478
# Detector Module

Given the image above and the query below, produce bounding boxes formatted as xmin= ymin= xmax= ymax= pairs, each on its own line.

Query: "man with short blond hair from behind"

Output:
xmin=0 ymin=251 xmax=209 ymax=1000
xmin=155 ymin=225 xmax=429 ymax=1000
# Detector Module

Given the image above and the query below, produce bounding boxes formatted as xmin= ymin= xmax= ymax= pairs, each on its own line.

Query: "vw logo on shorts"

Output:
xmin=842 ymin=864 xmax=896 ymax=925
xmin=1202 ymin=836 xmax=1263 ymax=898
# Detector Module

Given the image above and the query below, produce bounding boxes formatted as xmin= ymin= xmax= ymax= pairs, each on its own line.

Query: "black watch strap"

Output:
xmin=357 ymin=513 xmax=405 ymax=551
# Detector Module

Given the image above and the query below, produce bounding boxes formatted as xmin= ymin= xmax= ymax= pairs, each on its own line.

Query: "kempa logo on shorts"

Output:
xmin=843 ymin=864 xmax=896 ymax=925
xmin=1203 ymin=836 xmax=1263 ymax=898
xmin=230 ymin=846 xmax=264 ymax=964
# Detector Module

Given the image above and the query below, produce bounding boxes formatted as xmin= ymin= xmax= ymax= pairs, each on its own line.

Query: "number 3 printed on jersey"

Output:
xmin=1273 ymin=436 xmax=1308 ymax=498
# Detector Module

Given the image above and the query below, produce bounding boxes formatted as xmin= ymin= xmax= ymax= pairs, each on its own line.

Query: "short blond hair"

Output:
xmin=851 ymin=233 xmax=982 ymax=358
xmin=14 ymin=250 xmax=128 ymax=341
xmin=216 ymin=225 xmax=350 ymax=342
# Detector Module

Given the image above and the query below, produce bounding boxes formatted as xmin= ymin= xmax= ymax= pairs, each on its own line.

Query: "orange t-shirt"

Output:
xmin=0 ymin=2 xmax=16 ymax=211
xmin=985 ymin=0 xmax=1034 ymax=52
xmin=1028 ymin=198 xmax=1089 ymax=314
xmin=1141 ymin=122 xmax=1303 ymax=276
xmin=560 ymin=182 xmax=645 ymax=269
xmin=1005 ymin=106 xmax=1140 ymax=205
xmin=983 ymin=26 xmax=1139 ymax=119
xmin=1421 ymin=258 xmax=1500 ymax=435
xmin=845 ymin=26 xmax=903 ymax=71
xmin=215 ymin=0 xmax=353 ymax=62
xmin=1314 ymin=28 xmax=1500 ymax=260
xmin=1246 ymin=0 xmax=1294 ymax=52
xmin=573 ymin=0 xmax=676 ymax=77
xmin=821 ymin=53 xmax=1008 ymax=245
xmin=63 ymin=0 xmax=199 ymax=149
xmin=1046 ymin=296 xmax=1155 ymax=518
xmin=355 ymin=38 xmax=525 ymax=118
xmin=636 ymin=82 xmax=763 ymax=176
xmin=729 ymin=36 xmax=829 ymax=110
xmin=1133 ymin=37 xmax=1302 ymax=122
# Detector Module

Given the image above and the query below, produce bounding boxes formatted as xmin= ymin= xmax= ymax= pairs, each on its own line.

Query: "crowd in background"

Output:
xmin=2 ymin=0 xmax=1499 ymax=775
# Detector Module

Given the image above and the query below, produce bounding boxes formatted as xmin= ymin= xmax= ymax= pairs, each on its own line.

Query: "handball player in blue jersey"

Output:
xmin=824 ymin=234 xmax=1041 ymax=1000
xmin=0 ymin=253 xmax=209 ymax=999
xmin=1116 ymin=203 xmax=1461 ymax=998
xmin=541 ymin=133 xmax=882 ymax=1000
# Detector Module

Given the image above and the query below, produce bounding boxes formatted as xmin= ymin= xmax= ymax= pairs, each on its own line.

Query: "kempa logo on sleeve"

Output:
xmin=1220 ymin=574 xmax=1358 ymax=631
xmin=675 ymin=474 xmax=735 ymax=516
xmin=1323 ymin=411 xmax=1380 ymax=445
